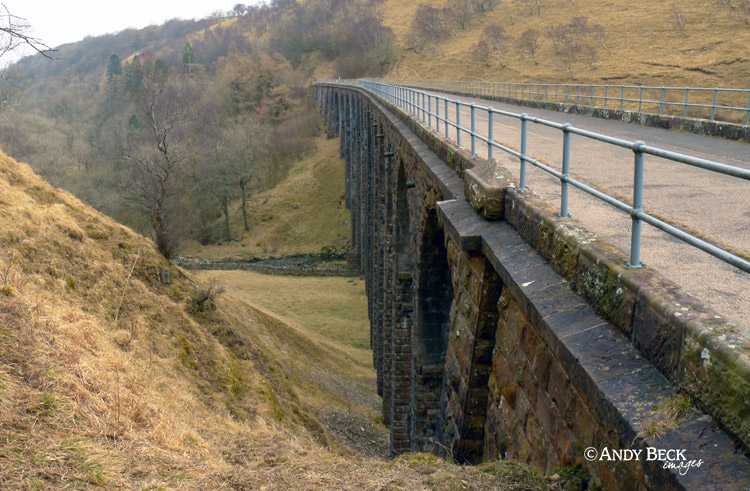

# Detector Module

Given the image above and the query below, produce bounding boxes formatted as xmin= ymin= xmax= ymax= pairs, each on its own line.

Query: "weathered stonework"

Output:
xmin=316 ymin=83 xmax=750 ymax=490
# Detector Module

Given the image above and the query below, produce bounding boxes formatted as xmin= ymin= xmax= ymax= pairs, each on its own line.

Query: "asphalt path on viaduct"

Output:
xmin=419 ymin=89 xmax=750 ymax=330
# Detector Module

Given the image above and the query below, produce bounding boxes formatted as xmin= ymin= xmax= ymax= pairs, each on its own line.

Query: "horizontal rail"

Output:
xmin=326 ymin=80 xmax=750 ymax=275
xmin=378 ymin=78 xmax=750 ymax=126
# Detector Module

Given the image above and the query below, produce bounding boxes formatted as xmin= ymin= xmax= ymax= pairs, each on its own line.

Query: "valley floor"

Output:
xmin=185 ymin=269 xmax=555 ymax=490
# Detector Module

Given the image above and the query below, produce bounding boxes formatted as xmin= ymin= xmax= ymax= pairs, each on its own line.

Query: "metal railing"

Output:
xmin=380 ymin=78 xmax=750 ymax=127
xmin=337 ymin=80 xmax=750 ymax=274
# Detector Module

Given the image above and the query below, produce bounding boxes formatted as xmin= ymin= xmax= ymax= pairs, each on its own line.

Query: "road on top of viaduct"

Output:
xmin=418 ymin=88 xmax=750 ymax=329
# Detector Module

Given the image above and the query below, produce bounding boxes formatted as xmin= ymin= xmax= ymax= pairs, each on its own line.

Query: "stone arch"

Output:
xmin=394 ymin=163 xmax=411 ymax=264
xmin=412 ymin=207 xmax=455 ymax=452
xmin=389 ymin=159 xmax=415 ymax=455
xmin=379 ymin=136 xmax=395 ymax=425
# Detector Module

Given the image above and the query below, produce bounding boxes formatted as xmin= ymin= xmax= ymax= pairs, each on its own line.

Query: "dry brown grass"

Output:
xmin=0 ymin=150 xmax=551 ymax=489
xmin=364 ymin=0 xmax=750 ymax=90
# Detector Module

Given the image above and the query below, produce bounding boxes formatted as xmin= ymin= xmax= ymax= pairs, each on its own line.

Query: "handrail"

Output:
xmin=323 ymin=79 xmax=750 ymax=274
xmin=378 ymin=78 xmax=750 ymax=126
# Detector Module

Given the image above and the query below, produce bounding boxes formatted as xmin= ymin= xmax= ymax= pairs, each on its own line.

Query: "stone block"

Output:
xmin=463 ymin=158 xmax=516 ymax=219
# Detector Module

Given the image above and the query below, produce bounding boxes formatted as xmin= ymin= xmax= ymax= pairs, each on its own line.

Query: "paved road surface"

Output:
xmin=419 ymin=89 xmax=750 ymax=329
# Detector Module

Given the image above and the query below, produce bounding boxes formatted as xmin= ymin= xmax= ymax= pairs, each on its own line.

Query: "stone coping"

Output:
xmin=438 ymin=198 xmax=750 ymax=490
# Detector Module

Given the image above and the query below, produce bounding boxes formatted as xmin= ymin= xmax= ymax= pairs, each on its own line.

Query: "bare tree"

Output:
xmin=471 ymin=0 xmax=499 ymax=11
xmin=590 ymin=24 xmax=611 ymax=53
xmin=558 ymin=46 xmax=577 ymax=79
xmin=221 ymin=119 xmax=265 ymax=233
xmin=519 ymin=0 xmax=542 ymax=16
xmin=570 ymin=16 xmax=589 ymax=35
xmin=451 ymin=0 xmax=476 ymax=29
xmin=473 ymin=39 xmax=492 ymax=66
xmin=518 ymin=29 xmax=541 ymax=65
xmin=409 ymin=4 xmax=453 ymax=57
xmin=582 ymin=41 xmax=598 ymax=67
xmin=716 ymin=0 xmax=750 ymax=22
xmin=738 ymin=0 xmax=750 ymax=23
xmin=547 ymin=24 xmax=568 ymax=55
xmin=0 ymin=4 xmax=56 ymax=62
xmin=484 ymin=24 xmax=511 ymax=67
xmin=122 ymin=76 xmax=202 ymax=258
xmin=519 ymin=0 xmax=534 ymax=15
xmin=670 ymin=2 xmax=689 ymax=36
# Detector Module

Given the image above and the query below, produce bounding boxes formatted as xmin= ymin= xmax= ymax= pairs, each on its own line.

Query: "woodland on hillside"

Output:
xmin=0 ymin=0 xmax=395 ymax=258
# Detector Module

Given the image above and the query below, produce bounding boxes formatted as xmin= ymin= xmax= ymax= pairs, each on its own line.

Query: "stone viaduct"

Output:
xmin=315 ymin=82 xmax=750 ymax=490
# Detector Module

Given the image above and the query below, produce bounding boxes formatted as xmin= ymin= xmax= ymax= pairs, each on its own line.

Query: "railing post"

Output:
xmin=555 ymin=85 xmax=558 ymax=104
xmin=638 ymin=86 xmax=643 ymax=112
xmin=520 ymin=114 xmax=528 ymax=189
xmin=627 ymin=141 xmax=646 ymax=269
xmin=428 ymin=94 xmax=432 ymax=128
xmin=711 ymin=88 xmax=718 ymax=121
xmin=456 ymin=101 xmax=461 ymax=146
xmin=565 ymin=85 xmax=568 ymax=105
xmin=445 ymin=99 xmax=449 ymax=139
xmin=417 ymin=92 xmax=427 ymax=123
xmin=577 ymin=85 xmax=581 ymax=105
xmin=470 ymin=104 xmax=477 ymax=156
xmin=746 ymin=90 xmax=750 ymax=126
xmin=659 ymin=87 xmax=665 ymax=115
xmin=604 ymin=85 xmax=609 ymax=109
xmin=590 ymin=84 xmax=594 ymax=106
xmin=436 ymin=95 xmax=440 ymax=133
xmin=684 ymin=88 xmax=690 ymax=118
xmin=558 ymin=124 xmax=572 ymax=219
xmin=488 ymin=108 xmax=494 ymax=160
xmin=621 ymin=85 xmax=625 ymax=111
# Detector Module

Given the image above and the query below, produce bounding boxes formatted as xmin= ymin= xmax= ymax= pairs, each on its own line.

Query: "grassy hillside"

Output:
xmin=0 ymin=149 xmax=561 ymax=489
xmin=181 ymin=135 xmax=350 ymax=260
xmin=378 ymin=0 xmax=750 ymax=88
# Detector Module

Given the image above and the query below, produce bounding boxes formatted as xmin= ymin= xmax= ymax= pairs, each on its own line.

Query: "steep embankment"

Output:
xmin=378 ymin=0 xmax=750 ymax=88
xmin=0 ymin=151 xmax=556 ymax=489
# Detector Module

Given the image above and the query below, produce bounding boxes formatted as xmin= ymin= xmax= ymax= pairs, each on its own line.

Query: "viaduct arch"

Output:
xmin=317 ymin=82 xmax=750 ymax=490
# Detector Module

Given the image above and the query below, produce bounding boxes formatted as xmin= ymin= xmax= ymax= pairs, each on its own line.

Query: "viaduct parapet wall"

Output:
xmin=316 ymin=82 xmax=750 ymax=491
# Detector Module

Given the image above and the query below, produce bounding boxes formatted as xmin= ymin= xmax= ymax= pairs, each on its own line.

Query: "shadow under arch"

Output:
xmin=412 ymin=207 xmax=454 ymax=452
